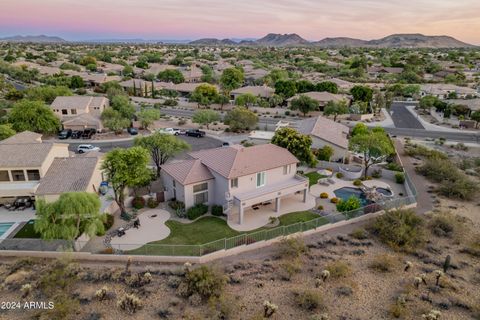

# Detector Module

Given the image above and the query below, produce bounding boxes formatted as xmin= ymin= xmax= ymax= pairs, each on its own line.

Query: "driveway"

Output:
xmin=390 ymin=102 xmax=424 ymax=129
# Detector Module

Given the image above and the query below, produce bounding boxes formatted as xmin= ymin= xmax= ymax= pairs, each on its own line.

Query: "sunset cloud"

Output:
xmin=1 ymin=0 xmax=479 ymax=44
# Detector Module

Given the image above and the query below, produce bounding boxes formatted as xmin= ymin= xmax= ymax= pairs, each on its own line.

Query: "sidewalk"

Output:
xmin=405 ymin=106 xmax=478 ymax=133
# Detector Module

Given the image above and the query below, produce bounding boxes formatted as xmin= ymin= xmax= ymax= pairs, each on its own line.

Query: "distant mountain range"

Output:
xmin=0 ymin=33 xmax=476 ymax=48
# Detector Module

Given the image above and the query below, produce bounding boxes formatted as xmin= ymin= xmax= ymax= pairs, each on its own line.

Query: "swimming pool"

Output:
xmin=333 ymin=187 xmax=371 ymax=206
xmin=0 ymin=222 xmax=14 ymax=237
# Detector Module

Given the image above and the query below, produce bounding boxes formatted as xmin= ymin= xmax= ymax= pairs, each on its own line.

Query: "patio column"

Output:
xmin=303 ymin=189 xmax=307 ymax=203
xmin=275 ymin=197 xmax=281 ymax=213
xmin=239 ymin=204 xmax=244 ymax=225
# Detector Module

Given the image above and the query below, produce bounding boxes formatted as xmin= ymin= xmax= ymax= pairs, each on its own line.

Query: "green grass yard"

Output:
xmin=304 ymin=172 xmax=326 ymax=186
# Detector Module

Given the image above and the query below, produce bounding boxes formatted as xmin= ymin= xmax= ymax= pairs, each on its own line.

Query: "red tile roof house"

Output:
xmin=160 ymin=144 xmax=310 ymax=225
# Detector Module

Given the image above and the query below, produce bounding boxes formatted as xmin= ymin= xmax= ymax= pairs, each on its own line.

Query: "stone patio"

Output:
xmin=227 ymin=192 xmax=316 ymax=232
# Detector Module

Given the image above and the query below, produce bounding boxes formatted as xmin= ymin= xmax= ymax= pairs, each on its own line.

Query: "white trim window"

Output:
xmin=193 ymin=182 xmax=208 ymax=205
xmin=283 ymin=164 xmax=291 ymax=175
xmin=230 ymin=178 xmax=238 ymax=188
xmin=256 ymin=171 xmax=266 ymax=188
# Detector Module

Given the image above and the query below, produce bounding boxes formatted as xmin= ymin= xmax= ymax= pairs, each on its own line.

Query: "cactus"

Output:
xmin=414 ymin=277 xmax=423 ymax=289
xmin=183 ymin=262 xmax=192 ymax=273
xmin=442 ymin=255 xmax=451 ymax=273
xmin=321 ymin=270 xmax=330 ymax=282
xmin=422 ymin=310 xmax=441 ymax=320
xmin=20 ymin=283 xmax=32 ymax=298
xmin=404 ymin=261 xmax=413 ymax=272
xmin=143 ymin=272 xmax=152 ymax=283
xmin=420 ymin=273 xmax=428 ymax=285
xmin=117 ymin=293 xmax=142 ymax=314
xmin=263 ymin=300 xmax=278 ymax=318
xmin=315 ymin=278 xmax=322 ymax=288
xmin=95 ymin=286 xmax=108 ymax=301
xmin=434 ymin=270 xmax=444 ymax=286
xmin=125 ymin=257 xmax=132 ymax=273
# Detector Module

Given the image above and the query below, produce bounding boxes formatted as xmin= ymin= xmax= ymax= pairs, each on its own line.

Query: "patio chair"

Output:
xmin=327 ymin=178 xmax=336 ymax=184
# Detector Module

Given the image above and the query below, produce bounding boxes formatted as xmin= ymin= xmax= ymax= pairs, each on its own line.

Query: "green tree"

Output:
xmin=215 ymin=94 xmax=230 ymax=110
xmin=79 ymin=56 xmax=97 ymax=66
xmin=296 ymin=80 xmax=315 ymax=93
xmin=69 ymin=75 xmax=85 ymax=89
xmin=134 ymin=133 xmax=190 ymax=177
xmin=111 ymin=95 xmax=135 ymax=119
xmin=316 ymin=81 xmax=338 ymax=94
xmin=137 ymin=108 xmax=161 ymax=129
xmin=235 ymin=93 xmax=257 ymax=109
xmin=349 ymin=128 xmax=394 ymax=178
xmin=470 ymin=111 xmax=480 ymax=128
xmin=224 ymin=107 xmax=258 ymax=132
xmin=34 ymin=192 xmax=105 ymax=241
xmin=323 ymin=100 xmax=349 ymax=121
xmin=0 ymin=124 xmax=16 ymax=141
xmin=201 ymin=65 xmax=215 ymax=83
xmin=9 ymin=100 xmax=61 ymax=134
xmin=24 ymin=85 xmax=72 ymax=104
xmin=102 ymin=147 xmax=153 ymax=215
xmin=190 ymin=83 xmax=219 ymax=108
xmin=122 ymin=65 xmax=134 ymax=77
xmin=271 ymin=127 xmax=317 ymax=167
xmin=220 ymin=68 xmax=244 ymax=93
xmin=372 ymin=91 xmax=386 ymax=115
xmin=350 ymin=85 xmax=373 ymax=103
xmin=157 ymin=69 xmax=185 ymax=84
xmin=419 ymin=95 xmax=439 ymax=110
xmin=336 ymin=195 xmax=361 ymax=212
xmin=351 ymin=123 xmax=369 ymax=137
xmin=192 ymin=109 xmax=220 ymax=129
xmin=275 ymin=80 xmax=297 ymax=99
xmin=268 ymin=94 xmax=284 ymax=107
xmin=316 ymin=145 xmax=334 ymax=161
xmin=290 ymin=94 xmax=319 ymax=117
xmin=103 ymin=115 xmax=130 ymax=134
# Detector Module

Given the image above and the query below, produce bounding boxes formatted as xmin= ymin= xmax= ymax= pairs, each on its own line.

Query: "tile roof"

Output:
xmin=231 ymin=86 xmax=275 ymax=98
xmin=161 ymin=159 xmax=214 ymax=185
xmin=0 ymin=131 xmax=42 ymax=145
xmin=0 ymin=143 xmax=54 ymax=167
xmin=295 ymin=116 xmax=350 ymax=149
xmin=189 ymin=144 xmax=299 ymax=179
xmin=62 ymin=113 xmax=102 ymax=126
xmin=35 ymin=157 xmax=99 ymax=195
xmin=288 ymin=92 xmax=349 ymax=104
xmin=51 ymin=96 xmax=108 ymax=110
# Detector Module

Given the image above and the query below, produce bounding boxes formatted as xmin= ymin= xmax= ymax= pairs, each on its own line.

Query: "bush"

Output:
xmin=169 ymin=200 xmax=185 ymax=210
xmin=395 ymin=172 xmax=405 ymax=184
xmin=368 ymin=254 xmax=396 ymax=272
xmin=279 ymin=237 xmax=308 ymax=258
xmin=370 ymin=209 xmax=424 ymax=251
xmin=372 ymin=169 xmax=382 ymax=179
xmin=186 ymin=204 xmax=208 ymax=220
xmin=438 ymin=177 xmax=478 ymax=200
xmin=353 ymin=179 xmax=362 ymax=186
xmin=293 ymin=290 xmax=324 ymax=311
xmin=147 ymin=197 xmax=158 ymax=208
xmin=386 ymin=162 xmax=403 ymax=172
xmin=182 ymin=266 xmax=227 ymax=299
xmin=428 ymin=212 xmax=463 ymax=238
xmin=117 ymin=293 xmax=142 ymax=314
xmin=131 ymin=196 xmax=145 ymax=209
xmin=336 ymin=172 xmax=344 ymax=179
xmin=317 ymin=205 xmax=324 ymax=211
xmin=336 ymin=196 xmax=361 ymax=212
xmin=416 ymin=158 xmax=460 ymax=183
xmin=103 ymin=214 xmax=114 ymax=231
xmin=325 ymin=261 xmax=350 ymax=278
xmin=211 ymin=205 xmax=224 ymax=216
xmin=349 ymin=228 xmax=369 ymax=240
xmin=320 ymin=192 xmax=329 ymax=199
xmin=330 ymin=197 xmax=339 ymax=204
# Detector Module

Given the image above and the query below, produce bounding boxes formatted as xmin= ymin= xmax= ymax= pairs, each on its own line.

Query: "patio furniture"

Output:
xmin=116 ymin=228 xmax=126 ymax=237
xmin=133 ymin=219 xmax=140 ymax=229
xmin=327 ymin=178 xmax=336 ymax=184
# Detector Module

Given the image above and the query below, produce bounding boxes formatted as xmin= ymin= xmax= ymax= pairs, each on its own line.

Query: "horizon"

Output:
xmin=1 ymin=0 xmax=480 ymax=45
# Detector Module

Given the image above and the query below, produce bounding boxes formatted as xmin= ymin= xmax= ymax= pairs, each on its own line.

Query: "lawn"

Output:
xmin=127 ymin=210 xmax=329 ymax=256
xmin=13 ymin=220 xmax=41 ymax=238
xmin=304 ymin=172 xmax=326 ymax=186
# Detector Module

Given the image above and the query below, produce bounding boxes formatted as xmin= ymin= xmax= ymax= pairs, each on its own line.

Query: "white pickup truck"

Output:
xmin=158 ymin=128 xmax=182 ymax=135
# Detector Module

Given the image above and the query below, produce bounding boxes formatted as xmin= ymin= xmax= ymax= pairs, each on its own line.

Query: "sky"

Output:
xmin=1 ymin=0 xmax=479 ymax=44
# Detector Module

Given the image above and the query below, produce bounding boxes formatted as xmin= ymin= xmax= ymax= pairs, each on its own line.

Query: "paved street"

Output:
xmin=389 ymin=101 xmax=424 ymax=129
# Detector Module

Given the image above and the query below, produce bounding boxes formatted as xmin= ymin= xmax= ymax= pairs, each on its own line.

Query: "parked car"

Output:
xmin=71 ymin=130 xmax=82 ymax=139
xmin=222 ymin=142 xmax=230 ymax=147
xmin=127 ymin=127 xmax=138 ymax=135
xmin=58 ymin=129 xmax=72 ymax=139
xmin=81 ymin=128 xmax=96 ymax=139
xmin=159 ymin=127 xmax=182 ymax=135
xmin=77 ymin=144 xmax=100 ymax=154
xmin=185 ymin=129 xmax=206 ymax=138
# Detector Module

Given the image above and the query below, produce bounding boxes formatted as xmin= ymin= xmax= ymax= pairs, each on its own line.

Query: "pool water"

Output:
xmin=376 ymin=188 xmax=393 ymax=196
xmin=333 ymin=187 xmax=371 ymax=206
xmin=0 ymin=222 xmax=14 ymax=237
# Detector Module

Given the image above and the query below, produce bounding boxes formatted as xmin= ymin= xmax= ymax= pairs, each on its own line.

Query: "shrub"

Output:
xmin=386 ymin=162 xmax=403 ymax=172
xmin=370 ymin=209 xmax=424 ymax=251
xmin=131 ymin=196 xmax=145 ymax=209
xmin=325 ymin=261 xmax=350 ymax=278
xmin=279 ymin=260 xmax=302 ymax=280
xmin=353 ymin=179 xmax=362 ymax=186
xmin=147 ymin=197 xmax=158 ymax=208
xmin=336 ymin=196 xmax=361 ymax=212
xmin=336 ymin=172 xmax=344 ymax=179
xmin=416 ymin=158 xmax=460 ymax=183
xmin=368 ymin=254 xmax=396 ymax=273
xmin=349 ymin=228 xmax=369 ymax=240
xmin=372 ymin=169 xmax=382 ymax=179
xmin=320 ymin=192 xmax=329 ymax=199
xmin=317 ymin=205 xmax=324 ymax=211
xmin=117 ymin=293 xmax=142 ymax=314
xmin=103 ymin=214 xmax=114 ymax=231
xmin=211 ymin=205 xmax=224 ymax=216
xmin=183 ymin=266 xmax=227 ymax=299
xmin=395 ymin=172 xmax=405 ymax=184
xmin=169 ymin=200 xmax=185 ymax=210
xmin=428 ymin=212 xmax=462 ymax=238
xmin=279 ymin=237 xmax=308 ymax=258
xmin=263 ymin=301 xmax=278 ymax=318
xmin=330 ymin=197 xmax=339 ymax=204
xmin=95 ymin=286 xmax=108 ymax=301
xmin=438 ymin=177 xmax=478 ymax=200
xmin=293 ymin=290 xmax=324 ymax=311
xmin=186 ymin=204 xmax=208 ymax=220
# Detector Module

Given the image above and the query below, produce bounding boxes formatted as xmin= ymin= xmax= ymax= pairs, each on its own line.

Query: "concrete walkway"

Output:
xmin=110 ymin=209 xmax=171 ymax=250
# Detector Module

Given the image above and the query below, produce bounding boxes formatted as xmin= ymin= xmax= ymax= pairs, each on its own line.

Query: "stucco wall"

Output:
xmin=310 ymin=137 xmax=347 ymax=161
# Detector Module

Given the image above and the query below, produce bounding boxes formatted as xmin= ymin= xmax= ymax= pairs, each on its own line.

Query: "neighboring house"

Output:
xmin=51 ymin=96 xmax=109 ymax=131
xmin=294 ymin=116 xmax=350 ymax=162
xmin=287 ymin=92 xmax=350 ymax=111
xmin=161 ymin=144 xmax=309 ymax=225
xmin=420 ymin=84 xmax=478 ymax=99
xmin=0 ymin=132 xmax=69 ymax=202
xmin=35 ymin=155 xmax=103 ymax=202
xmin=230 ymin=85 xmax=275 ymax=100
xmin=181 ymin=65 xmax=203 ymax=83
xmin=367 ymin=66 xmax=404 ymax=78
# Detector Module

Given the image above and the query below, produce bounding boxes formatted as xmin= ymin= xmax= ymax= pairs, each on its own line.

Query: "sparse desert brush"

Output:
xmin=460 ymin=233 xmax=480 ymax=257
xmin=389 ymin=301 xmax=407 ymax=318
xmin=422 ymin=310 xmax=441 ymax=320
xmin=293 ymin=290 xmax=324 ymax=311
xmin=182 ymin=265 xmax=227 ymax=299
xmin=20 ymin=283 xmax=32 ymax=298
xmin=369 ymin=209 xmax=424 ymax=251
xmin=207 ymin=293 xmax=236 ymax=320
xmin=368 ymin=254 xmax=397 ymax=273
xmin=280 ymin=259 xmax=302 ymax=280
xmin=95 ymin=286 xmax=108 ymax=301
xmin=117 ymin=293 xmax=142 ymax=314
xmin=324 ymin=261 xmax=350 ymax=279
xmin=349 ymin=228 xmax=369 ymax=240
xmin=428 ymin=211 xmax=466 ymax=240
xmin=279 ymin=236 xmax=308 ymax=258
xmin=263 ymin=300 xmax=278 ymax=318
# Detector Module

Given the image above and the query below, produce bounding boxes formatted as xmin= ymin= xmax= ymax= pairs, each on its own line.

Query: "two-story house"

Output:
xmin=50 ymin=96 xmax=109 ymax=131
xmin=161 ymin=144 xmax=310 ymax=225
